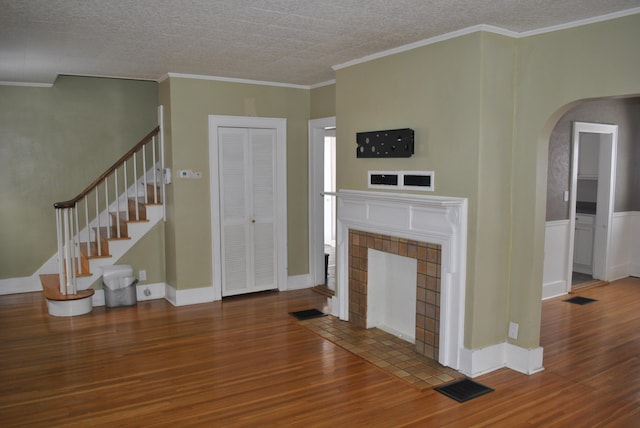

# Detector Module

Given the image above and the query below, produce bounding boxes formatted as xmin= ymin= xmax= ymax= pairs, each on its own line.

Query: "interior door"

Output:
xmin=592 ymin=133 xmax=615 ymax=280
xmin=218 ymin=127 xmax=277 ymax=297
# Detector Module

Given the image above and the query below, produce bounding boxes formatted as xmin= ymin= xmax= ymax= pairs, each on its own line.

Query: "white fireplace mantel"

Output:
xmin=331 ymin=189 xmax=468 ymax=370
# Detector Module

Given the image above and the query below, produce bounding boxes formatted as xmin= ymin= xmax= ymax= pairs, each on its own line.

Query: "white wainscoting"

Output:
xmin=609 ymin=212 xmax=640 ymax=279
xmin=543 ymin=212 xmax=640 ymax=300
xmin=543 ymin=220 xmax=571 ymax=299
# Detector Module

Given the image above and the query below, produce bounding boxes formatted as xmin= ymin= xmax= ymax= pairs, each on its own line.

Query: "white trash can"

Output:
xmin=102 ymin=265 xmax=138 ymax=308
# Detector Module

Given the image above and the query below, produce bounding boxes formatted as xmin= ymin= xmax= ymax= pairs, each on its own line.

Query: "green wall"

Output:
xmin=336 ymin=33 xmax=516 ymax=349
xmin=310 ymin=84 xmax=336 ymax=119
xmin=336 ymin=14 xmax=640 ymax=350
xmin=160 ymin=77 xmax=310 ymax=290
xmin=0 ymin=76 xmax=158 ymax=280
xmin=509 ymin=13 xmax=640 ymax=347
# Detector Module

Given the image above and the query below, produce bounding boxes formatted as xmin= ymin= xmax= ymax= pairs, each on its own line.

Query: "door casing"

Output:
xmin=308 ymin=117 xmax=336 ymax=290
xmin=567 ymin=121 xmax=618 ymax=291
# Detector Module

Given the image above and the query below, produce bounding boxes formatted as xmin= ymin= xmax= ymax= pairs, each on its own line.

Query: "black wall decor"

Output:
xmin=356 ymin=128 xmax=414 ymax=158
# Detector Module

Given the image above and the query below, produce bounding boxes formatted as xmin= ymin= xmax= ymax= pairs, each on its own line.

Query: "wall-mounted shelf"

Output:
xmin=356 ymin=128 xmax=414 ymax=158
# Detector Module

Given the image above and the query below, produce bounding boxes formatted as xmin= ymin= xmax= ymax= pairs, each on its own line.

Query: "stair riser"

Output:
xmin=75 ymin=204 xmax=164 ymax=290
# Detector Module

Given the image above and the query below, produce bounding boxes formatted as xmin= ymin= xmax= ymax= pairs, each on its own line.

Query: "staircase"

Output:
xmin=39 ymin=114 xmax=165 ymax=317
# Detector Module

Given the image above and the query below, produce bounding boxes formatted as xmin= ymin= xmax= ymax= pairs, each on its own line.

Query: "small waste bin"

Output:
xmin=102 ymin=264 xmax=138 ymax=308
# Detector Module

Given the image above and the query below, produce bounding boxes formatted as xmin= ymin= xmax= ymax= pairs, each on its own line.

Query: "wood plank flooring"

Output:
xmin=1 ymin=278 xmax=639 ymax=427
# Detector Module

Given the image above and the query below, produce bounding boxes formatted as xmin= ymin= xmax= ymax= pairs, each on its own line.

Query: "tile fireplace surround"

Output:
xmin=348 ymin=229 xmax=442 ymax=360
xmin=333 ymin=190 xmax=467 ymax=371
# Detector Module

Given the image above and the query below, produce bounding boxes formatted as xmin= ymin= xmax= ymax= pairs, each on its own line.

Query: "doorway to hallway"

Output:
xmin=308 ymin=117 xmax=336 ymax=295
xmin=568 ymin=122 xmax=618 ymax=293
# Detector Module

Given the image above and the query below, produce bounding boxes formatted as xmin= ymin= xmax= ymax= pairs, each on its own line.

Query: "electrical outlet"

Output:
xmin=508 ymin=321 xmax=519 ymax=339
xmin=139 ymin=269 xmax=147 ymax=281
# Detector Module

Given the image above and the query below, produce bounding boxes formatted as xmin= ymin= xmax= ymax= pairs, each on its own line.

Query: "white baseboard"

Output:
xmin=165 ymin=284 xmax=216 ymax=306
xmin=608 ymin=263 xmax=632 ymax=282
xmin=0 ymin=276 xmax=42 ymax=295
xmin=505 ymin=343 xmax=545 ymax=375
xmin=542 ymin=280 xmax=568 ymax=300
xmin=287 ymin=274 xmax=313 ymax=291
xmin=92 ymin=282 xmax=167 ymax=306
xmin=459 ymin=342 xmax=544 ymax=378
xmin=137 ymin=282 xmax=167 ymax=301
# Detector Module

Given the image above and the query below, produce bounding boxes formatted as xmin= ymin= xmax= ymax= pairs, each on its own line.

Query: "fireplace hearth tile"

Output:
xmin=298 ymin=314 xmax=463 ymax=391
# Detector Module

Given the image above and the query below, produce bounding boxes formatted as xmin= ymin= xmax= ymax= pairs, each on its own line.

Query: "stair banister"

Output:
xmin=52 ymin=125 xmax=162 ymax=296
xmin=53 ymin=126 xmax=160 ymax=210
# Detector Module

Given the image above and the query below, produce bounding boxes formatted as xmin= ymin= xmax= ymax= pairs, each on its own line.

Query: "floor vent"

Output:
xmin=435 ymin=378 xmax=494 ymax=402
xmin=564 ymin=296 xmax=598 ymax=305
xmin=289 ymin=308 xmax=326 ymax=320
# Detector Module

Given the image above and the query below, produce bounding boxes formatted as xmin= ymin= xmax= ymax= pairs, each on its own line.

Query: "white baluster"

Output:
xmin=95 ymin=188 xmax=101 ymax=257
xmin=74 ymin=203 xmax=80 ymax=277
xmin=123 ymin=160 xmax=129 ymax=221
xmin=105 ymin=177 xmax=110 ymax=240
xmin=133 ymin=152 xmax=140 ymax=221
xmin=84 ymin=196 xmax=90 ymax=257
xmin=56 ymin=209 xmax=64 ymax=295
xmin=115 ymin=169 xmax=121 ymax=238
xmin=143 ymin=145 xmax=148 ymax=204
xmin=152 ymin=136 xmax=158 ymax=203
xmin=63 ymin=209 xmax=73 ymax=295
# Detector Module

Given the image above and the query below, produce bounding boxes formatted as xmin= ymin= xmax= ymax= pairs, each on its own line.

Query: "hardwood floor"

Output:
xmin=1 ymin=278 xmax=639 ymax=427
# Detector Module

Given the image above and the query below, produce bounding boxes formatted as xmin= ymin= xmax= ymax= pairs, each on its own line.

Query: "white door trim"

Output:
xmin=567 ymin=121 xmax=618 ymax=291
xmin=308 ymin=117 xmax=336 ymax=289
xmin=209 ymin=115 xmax=287 ymax=300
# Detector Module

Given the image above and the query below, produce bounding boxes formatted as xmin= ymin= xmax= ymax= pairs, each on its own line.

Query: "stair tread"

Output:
xmin=110 ymin=212 xmax=150 ymax=223
xmin=79 ymin=242 xmax=111 ymax=259
xmin=40 ymin=274 xmax=95 ymax=301
xmin=94 ymin=226 xmax=131 ymax=240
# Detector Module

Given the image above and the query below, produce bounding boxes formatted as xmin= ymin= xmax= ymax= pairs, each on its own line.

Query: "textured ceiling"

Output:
xmin=1 ymin=0 xmax=639 ymax=86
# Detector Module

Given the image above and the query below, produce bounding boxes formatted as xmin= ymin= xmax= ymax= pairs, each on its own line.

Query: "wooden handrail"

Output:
xmin=54 ymin=126 xmax=160 ymax=209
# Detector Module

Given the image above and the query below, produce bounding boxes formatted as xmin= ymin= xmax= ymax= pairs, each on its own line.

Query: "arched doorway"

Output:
xmin=542 ymin=97 xmax=640 ymax=299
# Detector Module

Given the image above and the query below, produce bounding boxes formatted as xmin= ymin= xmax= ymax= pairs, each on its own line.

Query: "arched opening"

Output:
xmin=542 ymin=96 xmax=640 ymax=300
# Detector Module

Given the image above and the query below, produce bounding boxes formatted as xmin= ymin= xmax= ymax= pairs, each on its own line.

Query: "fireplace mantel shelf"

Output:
xmin=325 ymin=190 xmax=465 ymax=207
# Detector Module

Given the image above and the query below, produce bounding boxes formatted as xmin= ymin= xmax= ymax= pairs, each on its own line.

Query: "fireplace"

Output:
xmin=333 ymin=190 xmax=467 ymax=370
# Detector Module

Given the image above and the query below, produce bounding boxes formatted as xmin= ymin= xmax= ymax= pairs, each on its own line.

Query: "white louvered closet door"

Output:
xmin=218 ymin=127 xmax=277 ymax=297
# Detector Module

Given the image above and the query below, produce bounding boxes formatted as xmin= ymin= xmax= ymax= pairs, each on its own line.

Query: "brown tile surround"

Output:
xmin=348 ymin=229 xmax=442 ymax=360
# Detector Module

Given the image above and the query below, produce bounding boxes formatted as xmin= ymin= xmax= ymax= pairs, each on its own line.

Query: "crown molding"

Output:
xmin=333 ymin=8 xmax=640 ymax=72
xmin=162 ymin=72 xmax=311 ymax=89
xmin=0 ymin=81 xmax=53 ymax=88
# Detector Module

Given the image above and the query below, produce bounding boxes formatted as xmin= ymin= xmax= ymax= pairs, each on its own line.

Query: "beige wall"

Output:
xmin=336 ymin=33 xmax=516 ymax=349
xmin=0 ymin=76 xmax=158 ymax=280
xmin=161 ymin=77 xmax=310 ymax=290
xmin=310 ymin=84 xmax=336 ymax=119
xmin=336 ymin=14 xmax=640 ymax=350
xmin=472 ymin=33 xmax=516 ymax=347
xmin=510 ymin=13 xmax=640 ymax=347
xmin=114 ymin=222 xmax=166 ymax=287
